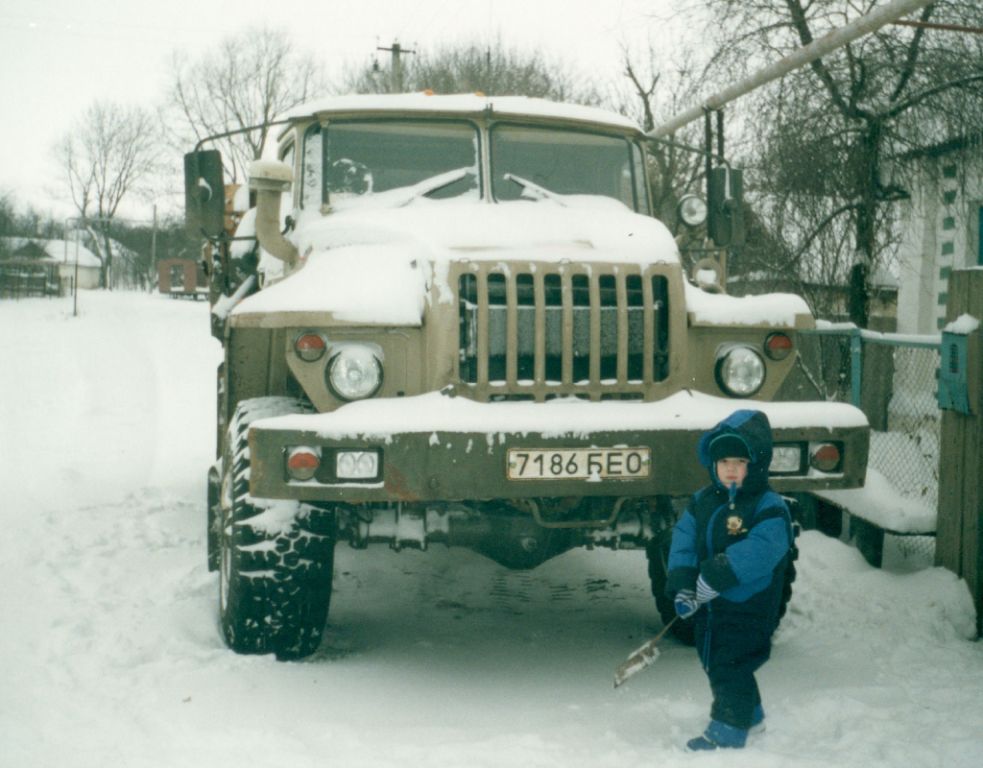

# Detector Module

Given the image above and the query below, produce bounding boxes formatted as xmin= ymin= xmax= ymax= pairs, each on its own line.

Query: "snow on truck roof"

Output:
xmin=283 ymin=93 xmax=642 ymax=133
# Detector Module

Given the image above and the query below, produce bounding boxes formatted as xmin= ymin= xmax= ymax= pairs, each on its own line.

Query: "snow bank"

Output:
xmin=816 ymin=468 xmax=936 ymax=534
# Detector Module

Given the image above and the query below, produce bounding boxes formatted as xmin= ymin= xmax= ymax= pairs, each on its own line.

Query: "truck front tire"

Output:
xmin=217 ymin=397 xmax=335 ymax=660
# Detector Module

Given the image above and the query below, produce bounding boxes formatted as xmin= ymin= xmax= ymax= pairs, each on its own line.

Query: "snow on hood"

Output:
xmin=231 ymin=198 xmax=679 ymax=323
xmin=685 ymin=280 xmax=812 ymax=327
xmin=231 ymin=244 xmax=428 ymax=324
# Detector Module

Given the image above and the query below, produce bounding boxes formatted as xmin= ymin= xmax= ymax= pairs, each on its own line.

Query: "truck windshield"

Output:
xmin=490 ymin=124 xmax=646 ymax=212
xmin=303 ymin=120 xmax=480 ymax=207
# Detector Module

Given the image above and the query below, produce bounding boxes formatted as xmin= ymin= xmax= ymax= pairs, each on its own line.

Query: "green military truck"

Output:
xmin=184 ymin=93 xmax=869 ymax=659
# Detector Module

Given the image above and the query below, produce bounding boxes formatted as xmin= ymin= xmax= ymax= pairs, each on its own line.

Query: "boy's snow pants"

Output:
xmin=694 ymin=609 xmax=775 ymax=730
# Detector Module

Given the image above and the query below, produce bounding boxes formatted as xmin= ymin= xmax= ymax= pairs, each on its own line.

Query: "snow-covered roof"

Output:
xmin=39 ymin=239 xmax=102 ymax=268
xmin=2 ymin=236 xmax=101 ymax=268
xmin=283 ymin=93 xmax=642 ymax=133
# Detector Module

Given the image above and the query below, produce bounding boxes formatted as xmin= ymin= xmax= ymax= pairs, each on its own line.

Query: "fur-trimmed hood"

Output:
xmin=696 ymin=409 xmax=774 ymax=494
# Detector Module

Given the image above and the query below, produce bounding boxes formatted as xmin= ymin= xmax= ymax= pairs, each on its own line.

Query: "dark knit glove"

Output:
xmin=674 ymin=589 xmax=700 ymax=620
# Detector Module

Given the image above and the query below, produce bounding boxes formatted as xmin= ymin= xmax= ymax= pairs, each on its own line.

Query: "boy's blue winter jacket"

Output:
xmin=666 ymin=409 xmax=792 ymax=619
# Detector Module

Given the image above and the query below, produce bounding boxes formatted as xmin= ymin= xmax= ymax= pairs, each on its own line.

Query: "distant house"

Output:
xmin=895 ymin=135 xmax=983 ymax=333
xmin=0 ymin=237 xmax=102 ymax=297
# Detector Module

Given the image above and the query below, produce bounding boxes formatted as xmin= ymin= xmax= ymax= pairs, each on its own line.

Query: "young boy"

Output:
xmin=666 ymin=409 xmax=793 ymax=751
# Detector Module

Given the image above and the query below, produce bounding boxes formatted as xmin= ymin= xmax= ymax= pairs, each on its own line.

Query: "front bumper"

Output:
xmin=247 ymin=390 xmax=869 ymax=502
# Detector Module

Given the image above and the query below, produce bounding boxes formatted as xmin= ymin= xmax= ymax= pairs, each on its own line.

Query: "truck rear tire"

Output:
xmin=645 ymin=532 xmax=696 ymax=644
xmin=218 ymin=397 xmax=335 ymax=660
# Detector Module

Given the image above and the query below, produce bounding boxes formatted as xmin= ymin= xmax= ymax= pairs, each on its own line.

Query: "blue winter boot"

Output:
xmin=750 ymin=704 xmax=766 ymax=735
xmin=686 ymin=720 xmax=748 ymax=751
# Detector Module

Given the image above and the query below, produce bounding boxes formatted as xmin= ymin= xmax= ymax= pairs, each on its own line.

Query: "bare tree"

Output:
xmin=55 ymin=101 xmax=160 ymax=287
xmin=615 ymin=42 xmax=713 ymax=264
xmin=339 ymin=40 xmax=597 ymax=104
xmin=695 ymin=0 xmax=983 ymax=324
xmin=168 ymin=27 xmax=325 ymax=182
xmin=0 ymin=191 xmax=16 ymax=243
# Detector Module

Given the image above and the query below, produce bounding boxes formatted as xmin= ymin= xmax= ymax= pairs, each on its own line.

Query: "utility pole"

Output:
xmin=151 ymin=204 xmax=158 ymax=293
xmin=377 ymin=41 xmax=415 ymax=93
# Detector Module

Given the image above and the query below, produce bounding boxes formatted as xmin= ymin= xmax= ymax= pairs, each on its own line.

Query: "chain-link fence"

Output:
xmin=874 ymin=344 xmax=940 ymax=508
xmin=783 ymin=327 xmax=940 ymax=565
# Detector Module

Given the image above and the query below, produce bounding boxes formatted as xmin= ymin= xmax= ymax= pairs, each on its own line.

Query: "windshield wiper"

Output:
xmin=395 ymin=167 xmax=475 ymax=207
xmin=503 ymin=173 xmax=567 ymax=206
xmin=330 ymin=166 xmax=476 ymax=211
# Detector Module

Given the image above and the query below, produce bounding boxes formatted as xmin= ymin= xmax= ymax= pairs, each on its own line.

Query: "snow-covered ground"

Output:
xmin=1 ymin=290 xmax=980 ymax=768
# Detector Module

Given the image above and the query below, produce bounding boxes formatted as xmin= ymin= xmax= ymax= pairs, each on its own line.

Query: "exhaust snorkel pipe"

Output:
xmin=248 ymin=159 xmax=298 ymax=267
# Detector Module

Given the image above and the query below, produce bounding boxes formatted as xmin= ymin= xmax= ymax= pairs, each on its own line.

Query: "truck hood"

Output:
xmin=231 ymin=198 xmax=679 ymax=324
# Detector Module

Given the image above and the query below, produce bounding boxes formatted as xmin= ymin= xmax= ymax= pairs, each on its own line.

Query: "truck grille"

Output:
xmin=457 ymin=263 xmax=669 ymax=400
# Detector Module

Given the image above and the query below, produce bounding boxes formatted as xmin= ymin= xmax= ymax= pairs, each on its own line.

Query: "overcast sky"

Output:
xmin=0 ymin=0 xmax=688 ymax=223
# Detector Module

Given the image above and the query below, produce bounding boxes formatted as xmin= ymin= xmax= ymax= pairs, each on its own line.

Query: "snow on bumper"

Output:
xmin=247 ymin=390 xmax=869 ymax=502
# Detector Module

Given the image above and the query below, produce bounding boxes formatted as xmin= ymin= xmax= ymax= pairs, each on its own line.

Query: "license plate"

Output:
xmin=507 ymin=448 xmax=651 ymax=480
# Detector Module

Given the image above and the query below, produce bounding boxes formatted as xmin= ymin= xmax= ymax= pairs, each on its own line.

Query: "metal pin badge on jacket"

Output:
xmin=726 ymin=516 xmax=747 ymax=535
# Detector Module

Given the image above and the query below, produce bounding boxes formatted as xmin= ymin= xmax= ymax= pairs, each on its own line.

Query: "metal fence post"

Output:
xmin=850 ymin=328 xmax=863 ymax=408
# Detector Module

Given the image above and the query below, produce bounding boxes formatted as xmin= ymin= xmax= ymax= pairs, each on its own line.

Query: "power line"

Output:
xmin=892 ymin=19 xmax=983 ymax=35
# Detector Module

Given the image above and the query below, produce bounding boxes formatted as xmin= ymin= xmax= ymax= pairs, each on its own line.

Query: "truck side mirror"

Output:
xmin=707 ymin=166 xmax=745 ymax=248
xmin=184 ymin=150 xmax=226 ymax=239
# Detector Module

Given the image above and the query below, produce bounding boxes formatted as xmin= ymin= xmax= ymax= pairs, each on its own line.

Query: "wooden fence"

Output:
xmin=935 ymin=268 xmax=983 ymax=638
xmin=0 ymin=261 xmax=61 ymax=298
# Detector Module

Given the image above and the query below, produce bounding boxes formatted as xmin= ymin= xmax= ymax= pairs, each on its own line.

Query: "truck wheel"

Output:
xmin=217 ymin=397 xmax=335 ymax=660
xmin=645 ymin=532 xmax=696 ymax=645
xmin=206 ymin=461 xmax=220 ymax=572
xmin=777 ymin=524 xmax=800 ymax=623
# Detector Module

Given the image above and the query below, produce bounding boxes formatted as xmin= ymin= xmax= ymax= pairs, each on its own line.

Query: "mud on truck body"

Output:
xmin=184 ymin=93 xmax=869 ymax=660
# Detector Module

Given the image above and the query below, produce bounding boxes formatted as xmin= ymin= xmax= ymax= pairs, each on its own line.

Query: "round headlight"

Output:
xmin=678 ymin=194 xmax=708 ymax=227
xmin=327 ymin=346 xmax=383 ymax=401
xmin=716 ymin=346 xmax=765 ymax=397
